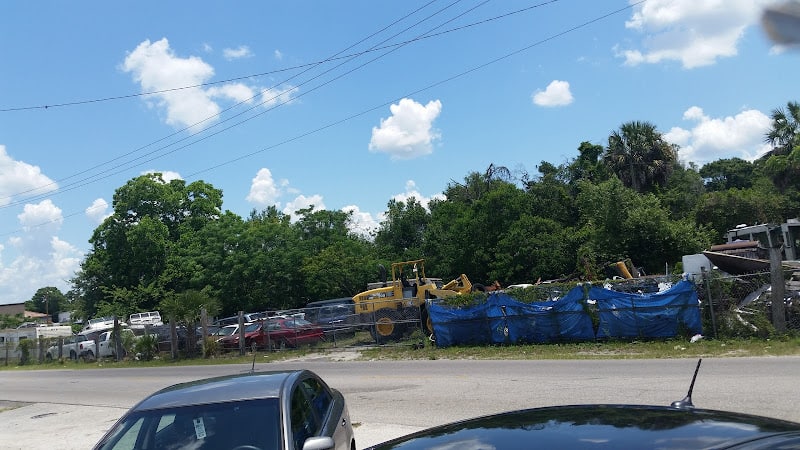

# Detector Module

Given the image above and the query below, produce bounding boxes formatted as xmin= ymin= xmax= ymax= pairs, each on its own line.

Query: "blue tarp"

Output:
xmin=590 ymin=279 xmax=702 ymax=339
xmin=429 ymin=287 xmax=594 ymax=348
xmin=427 ymin=280 xmax=702 ymax=347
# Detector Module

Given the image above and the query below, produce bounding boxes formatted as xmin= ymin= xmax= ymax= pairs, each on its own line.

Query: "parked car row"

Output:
xmin=213 ymin=317 xmax=325 ymax=351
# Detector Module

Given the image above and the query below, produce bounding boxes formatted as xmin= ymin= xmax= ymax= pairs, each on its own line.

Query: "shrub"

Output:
xmin=16 ymin=338 xmax=32 ymax=365
xmin=134 ymin=333 xmax=159 ymax=361
xmin=202 ymin=337 xmax=219 ymax=358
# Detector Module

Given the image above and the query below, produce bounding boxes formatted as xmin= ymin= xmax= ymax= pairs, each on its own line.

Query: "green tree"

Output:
xmin=75 ymin=174 xmax=223 ymax=318
xmin=603 ymin=121 xmax=678 ymax=193
xmin=492 ymin=216 xmax=577 ymax=283
xmin=576 ymin=178 xmax=712 ymax=275
xmin=427 ymin=174 xmax=529 ymax=284
xmin=525 ymin=161 xmax=577 ymax=226
xmin=699 ymin=158 xmax=754 ymax=191
xmin=301 ymin=239 xmax=377 ymax=300
xmin=694 ymin=183 xmax=788 ymax=240
xmin=374 ymin=197 xmax=430 ymax=260
xmin=565 ymin=141 xmax=611 ymax=189
xmin=765 ymin=101 xmax=800 ymax=156
xmin=25 ymin=287 xmax=67 ymax=321
xmin=658 ymin=162 xmax=705 ymax=219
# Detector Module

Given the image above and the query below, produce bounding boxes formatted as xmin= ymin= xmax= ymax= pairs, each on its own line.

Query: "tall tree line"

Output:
xmin=54 ymin=102 xmax=800 ymax=320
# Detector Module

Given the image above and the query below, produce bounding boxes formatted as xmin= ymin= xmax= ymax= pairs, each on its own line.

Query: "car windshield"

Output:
xmin=95 ymin=398 xmax=281 ymax=450
xmin=219 ymin=326 xmax=237 ymax=336
xmin=284 ymin=318 xmax=313 ymax=328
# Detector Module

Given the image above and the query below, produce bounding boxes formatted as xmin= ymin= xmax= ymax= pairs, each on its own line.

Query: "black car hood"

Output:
xmin=366 ymin=405 xmax=800 ymax=450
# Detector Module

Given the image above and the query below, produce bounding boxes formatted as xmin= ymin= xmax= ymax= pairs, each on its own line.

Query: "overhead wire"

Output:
xmin=1 ymin=0 xmax=642 ymax=237
xmin=0 ymin=1 xmax=560 ymax=114
xmin=0 ymin=0 xmax=557 ymax=209
xmin=0 ymin=0 xmax=471 ymax=207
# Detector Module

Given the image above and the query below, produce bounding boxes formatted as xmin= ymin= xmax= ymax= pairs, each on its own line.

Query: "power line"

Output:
xmin=0 ymin=1 xmax=560 ymax=113
xmin=1 ymin=0 xmax=639 ymax=237
xmin=0 ymin=0 xmax=474 ymax=208
xmin=0 ymin=0 xmax=559 ymax=208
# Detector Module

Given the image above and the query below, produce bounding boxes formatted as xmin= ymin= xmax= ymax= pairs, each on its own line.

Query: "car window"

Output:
xmin=302 ymin=378 xmax=332 ymax=418
xmin=244 ymin=323 xmax=262 ymax=332
xmin=96 ymin=399 xmax=280 ymax=450
xmin=290 ymin=385 xmax=320 ymax=450
xmin=285 ymin=318 xmax=313 ymax=328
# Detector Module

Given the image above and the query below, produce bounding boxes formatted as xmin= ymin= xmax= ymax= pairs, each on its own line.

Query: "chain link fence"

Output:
xmin=698 ymin=268 xmax=800 ymax=338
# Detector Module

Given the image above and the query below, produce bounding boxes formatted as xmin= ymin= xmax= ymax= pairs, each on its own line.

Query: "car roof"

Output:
xmin=132 ymin=371 xmax=307 ymax=411
xmin=366 ymin=404 xmax=800 ymax=449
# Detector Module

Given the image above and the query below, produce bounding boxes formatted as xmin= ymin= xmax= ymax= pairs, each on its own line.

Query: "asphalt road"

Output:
xmin=1 ymin=356 xmax=799 ymax=449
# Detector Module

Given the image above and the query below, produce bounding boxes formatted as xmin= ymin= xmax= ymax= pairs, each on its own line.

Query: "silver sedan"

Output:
xmin=92 ymin=369 xmax=355 ymax=450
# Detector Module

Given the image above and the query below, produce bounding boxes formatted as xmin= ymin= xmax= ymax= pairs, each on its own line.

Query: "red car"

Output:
xmin=220 ymin=319 xmax=324 ymax=351
xmin=265 ymin=318 xmax=324 ymax=349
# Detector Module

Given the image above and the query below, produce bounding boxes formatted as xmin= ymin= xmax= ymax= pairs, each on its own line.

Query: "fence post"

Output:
xmin=701 ymin=267 xmax=717 ymax=338
xmin=769 ymin=246 xmax=787 ymax=333
xmin=238 ymin=311 xmax=245 ymax=356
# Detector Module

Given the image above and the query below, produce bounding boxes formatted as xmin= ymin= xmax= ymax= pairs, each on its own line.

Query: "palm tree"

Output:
xmin=603 ymin=121 xmax=677 ymax=193
xmin=765 ymin=101 xmax=800 ymax=156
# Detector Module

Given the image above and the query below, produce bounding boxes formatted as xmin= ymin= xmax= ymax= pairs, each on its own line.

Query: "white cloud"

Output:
xmin=1 ymin=200 xmax=82 ymax=304
xmin=0 ymin=145 xmax=58 ymax=206
xmin=619 ymin=0 xmax=770 ymax=68
xmin=260 ymin=84 xmax=298 ymax=107
xmin=342 ymin=204 xmax=381 ymax=238
xmin=0 ymin=236 xmax=82 ymax=304
xmin=122 ymin=38 xmax=221 ymax=129
xmin=532 ymin=80 xmax=574 ymax=107
xmin=122 ymin=39 xmax=298 ymax=129
xmin=18 ymin=200 xmax=63 ymax=234
xmin=246 ymin=168 xmax=288 ymax=207
xmin=369 ymin=98 xmax=443 ymax=160
xmin=664 ymin=106 xmax=773 ymax=166
xmin=207 ymin=83 xmax=256 ymax=104
xmin=86 ymin=198 xmax=112 ymax=225
xmin=274 ymin=49 xmax=284 ymax=60
xmin=223 ymin=45 xmax=253 ymax=60
xmin=282 ymin=194 xmax=326 ymax=218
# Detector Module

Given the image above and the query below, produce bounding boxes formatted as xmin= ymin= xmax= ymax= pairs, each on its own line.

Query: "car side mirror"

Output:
xmin=302 ymin=436 xmax=335 ymax=450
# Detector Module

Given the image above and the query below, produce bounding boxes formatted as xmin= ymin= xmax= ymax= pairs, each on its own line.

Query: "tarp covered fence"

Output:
xmin=428 ymin=279 xmax=701 ymax=348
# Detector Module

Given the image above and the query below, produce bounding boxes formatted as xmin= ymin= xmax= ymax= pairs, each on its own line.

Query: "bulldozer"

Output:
xmin=352 ymin=259 xmax=475 ymax=342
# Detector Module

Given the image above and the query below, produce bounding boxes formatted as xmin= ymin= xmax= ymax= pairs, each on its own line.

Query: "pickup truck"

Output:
xmin=45 ymin=334 xmax=96 ymax=361
xmin=97 ymin=329 xmax=134 ymax=358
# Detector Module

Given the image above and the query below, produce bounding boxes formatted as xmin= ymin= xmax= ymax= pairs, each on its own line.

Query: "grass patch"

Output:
xmin=3 ymin=336 xmax=799 ymax=370
xmin=358 ymin=336 xmax=800 ymax=360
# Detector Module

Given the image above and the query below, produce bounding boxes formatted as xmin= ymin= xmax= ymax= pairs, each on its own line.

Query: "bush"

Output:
xmin=202 ymin=337 xmax=220 ymax=358
xmin=16 ymin=338 xmax=32 ymax=365
xmin=134 ymin=333 xmax=159 ymax=361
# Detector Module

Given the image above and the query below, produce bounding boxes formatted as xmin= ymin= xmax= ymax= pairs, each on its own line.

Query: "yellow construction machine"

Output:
xmin=352 ymin=259 xmax=475 ymax=341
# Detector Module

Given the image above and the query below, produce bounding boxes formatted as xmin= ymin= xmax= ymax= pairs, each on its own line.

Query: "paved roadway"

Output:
xmin=1 ymin=356 xmax=799 ymax=449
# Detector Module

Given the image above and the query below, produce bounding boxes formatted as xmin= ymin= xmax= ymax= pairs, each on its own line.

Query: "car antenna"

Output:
xmin=671 ymin=358 xmax=702 ymax=410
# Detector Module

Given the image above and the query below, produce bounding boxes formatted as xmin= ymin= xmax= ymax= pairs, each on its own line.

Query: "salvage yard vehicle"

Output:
xmin=265 ymin=318 xmax=324 ymax=350
xmin=303 ymin=298 xmax=359 ymax=337
xmin=219 ymin=318 xmax=324 ymax=351
xmin=45 ymin=333 xmax=96 ymax=361
xmin=93 ymin=370 xmax=355 ymax=450
xmin=352 ymin=259 xmax=476 ymax=342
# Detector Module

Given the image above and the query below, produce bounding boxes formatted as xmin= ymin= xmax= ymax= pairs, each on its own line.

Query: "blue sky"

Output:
xmin=0 ymin=0 xmax=795 ymax=305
